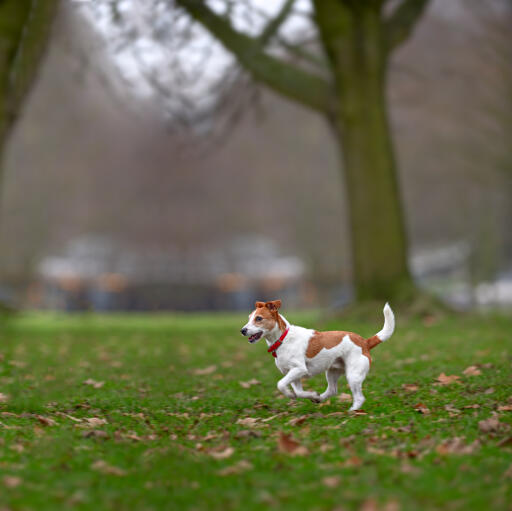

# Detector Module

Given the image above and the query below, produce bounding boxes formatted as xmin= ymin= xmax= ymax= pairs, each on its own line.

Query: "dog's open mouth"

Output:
xmin=248 ymin=332 xmax=263 ymax=343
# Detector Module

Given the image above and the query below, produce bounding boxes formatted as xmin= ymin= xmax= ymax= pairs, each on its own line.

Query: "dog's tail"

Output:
xmin=367 ymin=302 xmax=395 ymax=349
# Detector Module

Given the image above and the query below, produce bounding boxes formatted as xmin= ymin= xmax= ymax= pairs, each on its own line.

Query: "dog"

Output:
xmin=240 ymin=300 xmax=394 ymax=410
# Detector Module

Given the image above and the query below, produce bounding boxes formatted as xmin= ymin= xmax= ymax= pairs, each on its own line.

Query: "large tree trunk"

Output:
xmin=0 ymin=0 xmax=60 ymax=165
xmin=316 ymin=1 xmax=415 ymax=301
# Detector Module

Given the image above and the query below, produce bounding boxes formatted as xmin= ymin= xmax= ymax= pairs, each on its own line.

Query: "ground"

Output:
xmin=0 ymin=311 xmax=511 ymax=510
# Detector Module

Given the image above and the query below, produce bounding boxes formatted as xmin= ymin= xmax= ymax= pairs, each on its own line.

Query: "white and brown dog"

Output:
xmin=240 ymin=300 xmax=394 ymax=410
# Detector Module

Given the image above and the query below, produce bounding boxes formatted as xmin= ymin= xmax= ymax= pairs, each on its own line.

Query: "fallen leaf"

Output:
xmin=413 ymin=403 xmax=430 ymax=415
xmin=436 ymin=373 xmax=461 ymax=385
xmin=463 ymin=366 xmax=481 ymax=376
xmin=36 ymin=415 xmax=57 ymax=427
xmin=217 ymin=460 xmax=253 ymax=476
xmin=91 ymin=460 xmax=126 ymax=476
xmin=478 ymin=417 xmax=501 ymax=433
xmin=444 ymin=404 xmax=460 ymax=415
xmin=0 ymin=393 xmax=9 ymax=403
xmin=463 ymin=404 xmax=480 ymax=409
xmin=350 ymin=409 xmax=368 ymax=415
xmin=504 ymin=464 xmax=512 ymax=479
xmin=484 ymin=387 xmax=495 ymax=395
xmin=239 ymin=379 xmax=261 ymax=388
xmin=436 ymin=437 xmax=481 ymax=455
xmin=192 ymin=365 xmax=217 ymax=376
xmin=402 ymin=384 xmax=419 ymax=392
xmin=83 ymin=378 xmax=105 ymax=389
xmin=497 ymin=404 xmax=512 ymax=412
xmin=360 ymin=498 xmax=379 ymax=511
xmin=344 ymin=455 xmax=362 ymax=467
xmin=338 ymin=393 xmax=352 ymax=402
xmin=208 ymin=446 xmax=235 ymax=460
xmin=288 ymin=415 xmax=309 ymax=426
xmin=84 ymin=417 xmax=108 ymax=428
xmin=236 ymin=417 xmax=259 ymax=427
xmin=277 ymin=432 xmax=309 ymax=455
xmin=322 ymin=475 xmax=340 ymax=488
xmin=3 ymin=475 xmax=22 ymax=488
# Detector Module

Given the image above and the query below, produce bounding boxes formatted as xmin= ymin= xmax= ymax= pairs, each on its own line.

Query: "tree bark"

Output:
xmin=315 ymin=1 xmax=414 ymax=300
xmin=0 ymin=0 xmax=60 ymax=160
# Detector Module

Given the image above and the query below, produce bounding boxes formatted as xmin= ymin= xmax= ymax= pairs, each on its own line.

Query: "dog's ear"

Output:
xmin=255 ymin=301 xmax=265 ymax=309
xmin=265 ymin=300 xmax=282 ymax=311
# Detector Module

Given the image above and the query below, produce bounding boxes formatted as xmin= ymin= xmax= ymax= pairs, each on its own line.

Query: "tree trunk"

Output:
xmin=0 ymin=0 xmax=60 ymax=172
xmin=316 ymin=1 xmax=415 ymax=301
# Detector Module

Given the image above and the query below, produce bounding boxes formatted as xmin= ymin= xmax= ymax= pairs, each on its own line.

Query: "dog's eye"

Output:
xmin=255 ymin=316 xmax=263 ymax=322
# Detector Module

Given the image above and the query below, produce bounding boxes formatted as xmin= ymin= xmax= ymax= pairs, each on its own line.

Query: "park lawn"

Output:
xmin=0 ymin=311 xmax=511 ymax=511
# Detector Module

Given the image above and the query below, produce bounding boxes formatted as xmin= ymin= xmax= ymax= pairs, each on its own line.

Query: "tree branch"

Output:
xmin=175 ymin=0 xmax=331 ymax=113
xmin=385 ymin=0 xmax=430 ymax=53
xmin=257 ymin=0 xmax=295 ymax=47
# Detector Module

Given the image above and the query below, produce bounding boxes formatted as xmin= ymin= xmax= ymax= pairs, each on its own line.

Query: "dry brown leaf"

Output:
xmin=84 ymin=417 xmax=108 ymax=428
xmin=413 ymin=403 xmax=430 ymax=415
xmin=436 ymin=373 xmax=461 ymax=385
xmin=277 ymin=432 xmax=309 ymax=456
xmin=484 ymin=388 xmax=495 ymax=395
xmin=288 ymin=415 xmax=309 ymax=427
xmin=208 ymin=446 xmax=235 ymax=460
xmin=217 ymin=460 xmax=253 ymax=476
xmin=402 ymin=384 xmax=419 ymax=392
xmin=322 ymin=475 xmax=341 ymax=488
xmin=360 ymin=498 xmax=379 ymax=511
xmin=239 ymin=379 xmax=261 ymax=389
xmin=462 ymin=366 xmax=481 ymax=376
xmin=444 ymin=404 xmax=460 ymax=415
xmin=463 ymin=404 xmax=481 ymax=409
xmin=436 ymin=437 xmax=481 ymax=455
xmin=350 ymin=409 xmax=368 ymax=415
xmin=83 ymin=378 xmax=105 ymax=389
xmin=10 ymin=443 xmax=24 ymax=453
xmin=36 ymin=415 xmax=57 ymax=427
xmin=344 ymin=455 xmax=362 ymax=467
xmin=91 ymin=460 xmax=126 ymax=476
xmin=478 ymin=417 xmax=501 ymax=433
xmin=504 ymin=464 xmax=512 ymax=479
xmin=192 ymin=365 xmax=217 ymax=376
xmin=3 ymin=475 xmax=22 ymax=488
xmin=0 ymin=393 xmax=9 ymax=403
xmin=497 ymin=404 xmax=512 ymax=412
xmin=338 ymin=393 xmax=352 ymax=402
xmin=236 ymin=417 xmax=259 ymax=427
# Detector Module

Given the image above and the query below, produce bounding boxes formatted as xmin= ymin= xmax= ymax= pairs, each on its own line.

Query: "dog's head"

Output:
xmin=240 ymin=300 xmax=285 ymax=343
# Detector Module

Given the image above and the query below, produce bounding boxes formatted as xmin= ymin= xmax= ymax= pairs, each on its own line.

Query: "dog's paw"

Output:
xmin=309 ymin=393 xmax=322 ymax=403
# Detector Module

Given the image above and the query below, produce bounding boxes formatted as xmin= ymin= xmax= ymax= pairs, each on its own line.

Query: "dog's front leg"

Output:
xmin=291 ymin=380 xmax=321 ymax=402
xmin=277 ymin=367 xmax=307 ymax=399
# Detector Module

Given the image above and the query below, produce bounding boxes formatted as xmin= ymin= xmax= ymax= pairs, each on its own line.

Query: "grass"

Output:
xmin=0 ymin=310 xmax=511 ymax=511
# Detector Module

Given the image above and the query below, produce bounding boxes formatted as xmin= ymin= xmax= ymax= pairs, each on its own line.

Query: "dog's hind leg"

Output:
xmin=345 ymin=355 xmax=370 ymax=411
xmin=318 ymin=366 xmax=344 ymax=402
xmin=290 ymin=380 xmax=321 ymax=402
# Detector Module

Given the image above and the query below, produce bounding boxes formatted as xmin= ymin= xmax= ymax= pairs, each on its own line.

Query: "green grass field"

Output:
xmin=0 ymin=311 xmax=511 ymax=510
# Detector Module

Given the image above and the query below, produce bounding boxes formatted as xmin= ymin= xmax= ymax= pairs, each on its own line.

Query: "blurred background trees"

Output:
xmin=0 ymin=0 xmax=511 ymax=312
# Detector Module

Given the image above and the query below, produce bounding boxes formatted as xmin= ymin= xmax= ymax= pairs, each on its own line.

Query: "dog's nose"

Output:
xmin=241 ymin=328 xmax=248 ymax=336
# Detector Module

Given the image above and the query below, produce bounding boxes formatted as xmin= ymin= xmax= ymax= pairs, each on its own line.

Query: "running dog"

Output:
xmin=240 ymin=300 xmax=394 ymax=410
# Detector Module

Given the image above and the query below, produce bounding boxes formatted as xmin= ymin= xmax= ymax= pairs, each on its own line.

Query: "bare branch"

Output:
xmin=175 ymin=0 xmax=332 ymax=113
xmin=257 ymin=0 xmax=295 ymax=47
xmin=385 ymin=0 xmax=430 ymax=53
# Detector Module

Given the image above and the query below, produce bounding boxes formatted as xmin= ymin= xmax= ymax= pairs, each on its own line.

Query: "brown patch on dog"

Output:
xmin=306 ymin=331 xmax=382 ymax=364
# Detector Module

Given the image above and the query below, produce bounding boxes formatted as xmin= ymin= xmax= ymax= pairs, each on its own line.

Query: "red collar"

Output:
xmin=267 ymin=327 xmax=289 ymax=358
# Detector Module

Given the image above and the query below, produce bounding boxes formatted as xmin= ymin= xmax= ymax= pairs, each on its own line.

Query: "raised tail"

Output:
xmin=367 ymin=302 xmax=395 ymax=349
